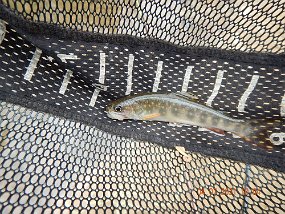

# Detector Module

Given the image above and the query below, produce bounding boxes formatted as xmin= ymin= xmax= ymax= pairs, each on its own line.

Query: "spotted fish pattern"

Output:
xmin=107 ymin=92 xmax=281 ymax=151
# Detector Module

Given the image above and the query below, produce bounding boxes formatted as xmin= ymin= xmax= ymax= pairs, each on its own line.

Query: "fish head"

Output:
xmin=106 ymin=96 xmax=138 ymax=121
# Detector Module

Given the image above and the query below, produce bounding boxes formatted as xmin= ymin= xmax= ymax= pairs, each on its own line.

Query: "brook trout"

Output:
xmin=106 ymin=92 xmax=281 ymax=149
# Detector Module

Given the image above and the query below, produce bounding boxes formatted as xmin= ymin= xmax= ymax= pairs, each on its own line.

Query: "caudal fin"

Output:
xmin=236 ymin=119 xmax=284 ymax=151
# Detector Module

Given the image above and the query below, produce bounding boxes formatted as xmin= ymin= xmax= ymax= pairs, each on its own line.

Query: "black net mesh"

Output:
xmin=0 ymin=0 xmax=284 ymax=213
xmin=1 ymin=0 xmax=285 ymax=53
xmin=1 ymin=102 xmax=285 ymax=213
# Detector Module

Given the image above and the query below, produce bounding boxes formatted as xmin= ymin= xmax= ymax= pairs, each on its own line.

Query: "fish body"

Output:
xmin=106 ymin=92 xmax=281 ymax=149
xmin=107 ymin=92 xmax=251 ymax=136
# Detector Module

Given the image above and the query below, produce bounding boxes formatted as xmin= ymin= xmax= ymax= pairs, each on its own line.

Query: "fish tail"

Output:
xmin=235 ymin=119 xmax=283 ymax=151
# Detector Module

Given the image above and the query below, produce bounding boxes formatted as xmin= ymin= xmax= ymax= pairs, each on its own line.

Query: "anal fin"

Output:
xmin=207 ymin=128 xmax=225 ymax=135
xmin=198 ymin=127 xmax=225 ymax=136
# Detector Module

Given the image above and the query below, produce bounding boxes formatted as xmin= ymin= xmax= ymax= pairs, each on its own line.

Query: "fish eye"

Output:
xmin=114 ymin=106 xmax=122 ymax=112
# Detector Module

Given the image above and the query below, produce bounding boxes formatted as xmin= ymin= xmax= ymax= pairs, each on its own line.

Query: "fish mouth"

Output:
xmin=106 ymin=111 xmax=112 ymax=118
xmin=106 ymin=103 xmax=127 ymax=121
xmin=106 ymin=111 xmax=125 ymax=121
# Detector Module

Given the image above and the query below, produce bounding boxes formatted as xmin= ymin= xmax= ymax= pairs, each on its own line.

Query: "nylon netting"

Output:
xmin=0 ymin=0 xmax=284 ymax=213
xmin=1 ymin=0 xmax=285 ymax=53
xmin=1 ymin=102 xmax=285 ymax=213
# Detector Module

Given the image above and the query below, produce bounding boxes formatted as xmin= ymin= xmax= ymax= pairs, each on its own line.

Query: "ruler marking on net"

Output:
xmin=24 ymin=48 xmax=42 ymax=81
xmin=152 ymin=61 xmax=163 ymax=92
xmin=238 ymin=75 xmax=259 ymax=112
xmin=206 ymin=70 xmax=225 ymax=107
xmin=281 ymin=93 xmax=285 ymax=117
xmin=57 ymin=53 xmax=79 ymax=63
xmin=181 ymin=66 xmax=194 ymax=92
xmin=0 ymin=20 xmax=6 ymax=46
xmin=125 ymin=54 xmax=134 ymax=95
xmin=59 ymin=69 xmax=73 ymax=95
xmin=89 ymin=52 xmax=106 ymax=107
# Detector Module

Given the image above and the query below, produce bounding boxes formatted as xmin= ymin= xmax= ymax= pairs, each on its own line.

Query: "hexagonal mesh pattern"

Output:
xmin=0 ymin=21 xmax=284 ymax=171
xmin=1 ymin=101 xmax=284 ymax=213
xmin=1 ymin=0 xmax=285 ymax=53
xmin=0 ymin=0 xmax=285 ymax=213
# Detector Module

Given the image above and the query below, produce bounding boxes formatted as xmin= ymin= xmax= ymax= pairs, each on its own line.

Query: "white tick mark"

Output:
xmin=238 ymin=75 xmax=259 ymax=112
xmin=206 ymin=70 xmax=225 ymax=107
xmin=0 ymin=19 xmax=6 ymax=46
xmin=59 ymin=69 xmax=73 ymax=94
xmin=125 ymin=54 xmax=134 ymax=95
xmin=57 ymin=53 xmax=79 ymax=63
xmin=281 ymin=93 xmax=285 ymax=117
xmin=181 ymin=66 xmax=194 ymax=92
xmin=152 ymin=61 xmax=163 ymax=92
xmin=24 ymin=48 xmax=42 ymax=81
xmin=89 ymin=52 xmax=106 ymax=106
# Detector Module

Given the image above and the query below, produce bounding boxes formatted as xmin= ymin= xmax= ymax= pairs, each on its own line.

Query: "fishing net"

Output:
xmin=0 ymin=0 xmax=284 ymax=213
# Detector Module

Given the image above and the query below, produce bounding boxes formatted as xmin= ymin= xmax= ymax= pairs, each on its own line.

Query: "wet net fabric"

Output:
xmin=1 ymin=0 xmax=285 ymax=53
xmin=1 ymin=102 xmax=285 ymax=213
xmin=0 ymin=17 xmax=284 ymax=170
xmin=0 ymin=0 xmax=285 ymax=213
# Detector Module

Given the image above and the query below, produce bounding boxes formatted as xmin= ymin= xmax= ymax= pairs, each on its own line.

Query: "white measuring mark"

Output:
xmin=59 ymin=69 xmax=73 ymax=95
xmin=281 ymin=93 xmax=285 ymax=117
xmin=24 ymin=48 xmax=42 ymax=81
xmin=125 ymin=54 xmax=134 ymax=95
xmin=0 ymin=19 xmax=6 ymax=46
xmin=181 ymin=66 xmax=194 ymax=92
xmin=89 ymin=52 xmax=106 ymax=107
xmin=206 ymin=70 xmax=225 ymax=107
xmin=238 ymin=75 xmax=259 ymax=112
xmin=89 ymin=89 xmax=100 ymax=107
xmin=57 ymin=53 xmax=79 ymax=63
xmin=99 ymin=52 xmax=106 ymax=84
xmin=152 ymin=61 xmax=163 ymax=92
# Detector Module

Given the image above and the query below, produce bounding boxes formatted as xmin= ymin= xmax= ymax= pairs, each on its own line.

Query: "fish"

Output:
xmin=106 ymin=92 xmax=282 ymax=150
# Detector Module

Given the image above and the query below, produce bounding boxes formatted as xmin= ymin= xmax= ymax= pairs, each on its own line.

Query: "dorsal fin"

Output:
xmin=169 ymin=92 xmax=199 ymax=101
